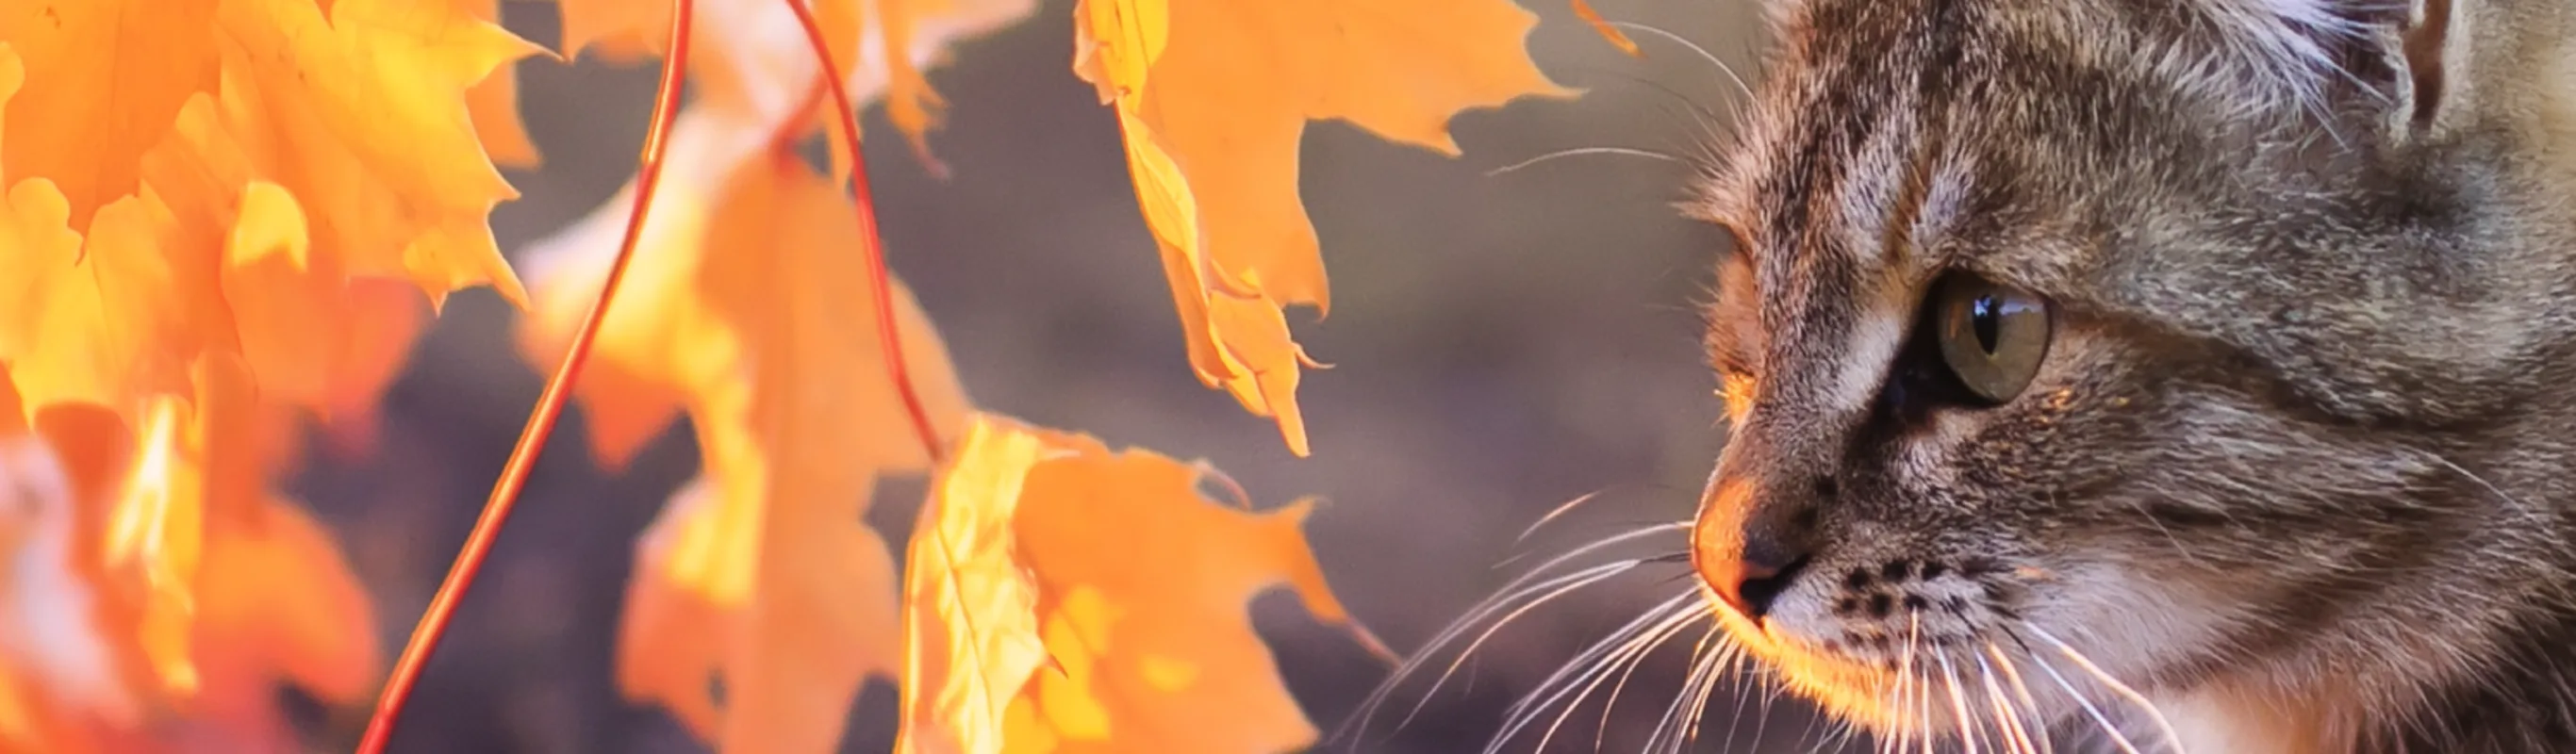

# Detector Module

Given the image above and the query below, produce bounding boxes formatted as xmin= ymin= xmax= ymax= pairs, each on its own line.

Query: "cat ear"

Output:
xmin=2384 ymin=0 xmax=2469 ymax=135
xmin=2231 ymin=0 xmax=2472 ymax=137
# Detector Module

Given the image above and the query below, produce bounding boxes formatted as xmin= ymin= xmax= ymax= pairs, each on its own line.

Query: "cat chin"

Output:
xmin=1742 ymin=636 xmax=1998 ymax=741
xmin=1716 ymin=614 xmax=1979 ymax=738
xmin=1722 ymin=560 xmax=2242 ymax=745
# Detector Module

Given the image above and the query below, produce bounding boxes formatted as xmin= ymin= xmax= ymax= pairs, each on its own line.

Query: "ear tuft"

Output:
xmin=2397 ymin=0 xmax=2456 ymax=131
xmin=2201 ymin=0 xmax=2468 ymax=136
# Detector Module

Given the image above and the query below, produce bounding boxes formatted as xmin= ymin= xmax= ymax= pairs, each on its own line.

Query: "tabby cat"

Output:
xmin=1683 ymin=0 xmax=2576 ymax=751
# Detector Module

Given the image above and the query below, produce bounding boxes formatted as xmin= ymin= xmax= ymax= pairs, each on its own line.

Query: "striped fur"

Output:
xmin=1689 ymin=1 xmax=2576 ymax=750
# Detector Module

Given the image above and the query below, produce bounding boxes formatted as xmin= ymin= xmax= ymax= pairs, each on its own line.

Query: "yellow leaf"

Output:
xmin=0 ymin=380 xmax=142 ymax=751
xmin=95 ymin=354 xmax=377 ymax=740
xmin=520 ymin=110 xmax=972 ymax=754
xmin=1072 ymin=0 xmax=1574 ymax=455
xmin=102 ymin=394 xmax=202 ymax=699
xmin=309 ymin=277 xmax=430 ymax=428
xmin=217 ymin=182 xmax=331 ymax=409
xmin=185 ymin=493 xmax=381 ymax=731
xmin=139 ymin=99 xmax=437 ymax=425
xmin=208 ymin=0 xmax=540 ymax=307
xmin=0 ymin=0 xmax=220 ymax=231
xmin=462 ymin=0 xmax=543 ymax=168
xmin=896 ymin=416 xmax=1054 ymax=754
xmin=513 ymin=111 xmax=763 ymax=468
xmin=900 ymin=414 xmax=1380 ymax=752
xmin=549 ymin=0 xmax=1037 ymax=168
xmin=0 ymin=187 xmax=194 ymax=421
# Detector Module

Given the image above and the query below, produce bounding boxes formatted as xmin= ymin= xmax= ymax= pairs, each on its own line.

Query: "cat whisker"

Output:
xmin=2023 ymin=625 xmax=2186 ymax=753
xmin=1683 ymin=631 xmax=1746 ymax=753
xmin=1491 ymin=593 xmax=1705 ymax=753
xmin=1594 ymin=602 xmax=1709 ymax=751
xmin=2012 ymin=631 xmax=2147 ymax=754
xmin=1726 ymin=645 xmax=1772 ymax=754
xmin=1343 ymin=558 xmax=1640 ymax=746
xmin=1916 ymin=617 xmax=1940 ymax=754
xmin=1604 ymin=21 xmax=1757 ymax=100
xmin=1635 ymin=629 xmax=1703 ymax=753
xmin=1401 ymin=562 xmax=1646 ymax=729
xmin=1659 ymin=631 xmax=1718 ymax=754
xmin=1647 ymin=625 xmax=1738 ymax=754
xmin=1494 ymin=521 xmax=1690 ymax=586
xmin=1891 ymin=616 xmax=1920 ymax=754
xmin=2120 ymin=496 xmax=2206 ymax=568
xmin=1818 ymin=720 xmax=1861 ymax=754
xmin=1974 ymin=652 xmax=2039 ymax=754
xmin=1640 ymin=626 xmax=1713 ymax=753
xmin=1498 ymin=591 xmax=1702 ymax=722
xmin=1484 ymin=147 xmax=1686 ymax=177
xmin=1512 ymin=490 xmax=1610 ymax=546
xmin=2428 ymin=453 xmax=2542 ymax=520
xmin=1939 ymin=648 xmax=1984 ymax=754
xmin=1937 ymin=646 xmax=1999 ymax=751
xmin=1986 ymin=643 xmax=2055 ymax=754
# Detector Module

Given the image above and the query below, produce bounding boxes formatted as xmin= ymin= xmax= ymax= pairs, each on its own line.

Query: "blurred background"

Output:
xmin=289 ymin=0 xmax=1828 ymax=750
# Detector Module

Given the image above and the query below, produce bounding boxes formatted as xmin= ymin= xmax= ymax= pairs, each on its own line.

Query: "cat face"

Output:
xmin=1688 ymin=0 xmax=2576 ymax=742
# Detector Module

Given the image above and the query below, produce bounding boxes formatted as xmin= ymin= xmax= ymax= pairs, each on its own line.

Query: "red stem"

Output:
xmin=351 ymin=0 xmax=695 ymax=749
xmin=783 ymin=0 xmax=949 ymax=466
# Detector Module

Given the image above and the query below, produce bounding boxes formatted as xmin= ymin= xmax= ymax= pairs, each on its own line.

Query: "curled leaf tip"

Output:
xmin=1572 ymin=0 xmax=1645 ymax=57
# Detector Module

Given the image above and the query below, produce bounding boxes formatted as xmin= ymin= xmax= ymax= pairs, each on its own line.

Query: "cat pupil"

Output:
xmin=1971 ymin=295 xmax=2001 ymax=354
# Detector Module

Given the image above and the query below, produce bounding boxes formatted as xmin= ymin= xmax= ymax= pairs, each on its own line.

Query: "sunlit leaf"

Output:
xmin=1073 ymin=0 xmax=1575 ymax=455
xmin=0 ymin=37 xmax=194 ymax=422
xmin=901 ymin=413 xmax=1380 ymax=753
xmin=549 ymin=0 xmax=1036 ymax=168
xmin=207 ymin=0 xmax=539 ymax=307
xmin=0 ymin=0 xmax=220 ymax=231
xmin=519 ymin=110 xmax=971 ymax=754
xmin=0 ymin=376 xmax=140 ymax=751
xmin=463 ymin=0 xmax=544 ymax=168
xmin=896 ymin=415 xmax=1052 ymax=754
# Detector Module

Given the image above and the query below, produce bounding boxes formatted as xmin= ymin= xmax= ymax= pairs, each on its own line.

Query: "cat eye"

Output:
xmin=1932 ymin=273 xmax=2051 ymax=403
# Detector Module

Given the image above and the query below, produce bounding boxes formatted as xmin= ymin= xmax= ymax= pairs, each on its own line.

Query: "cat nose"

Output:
xmin=1709 ymin=530 xmax=1813 ymax=620
xmin=1693 ymin=476 xmax=1820 ymax=621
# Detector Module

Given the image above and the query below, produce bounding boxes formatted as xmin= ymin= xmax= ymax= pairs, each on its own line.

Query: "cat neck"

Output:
xmin=2156 ymin=533 xmax=2576 ymax=753
xmin=2157 ymin=683 xmax=2350 ymax=754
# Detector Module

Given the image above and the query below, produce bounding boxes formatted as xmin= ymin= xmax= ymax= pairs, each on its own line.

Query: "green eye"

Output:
xmin=1934 ymin=273 xmax=2052 ymax=403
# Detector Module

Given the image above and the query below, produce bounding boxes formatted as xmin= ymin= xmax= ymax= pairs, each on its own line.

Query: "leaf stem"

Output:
xmin=783 ymin=0 xmax=949 ymax=467
xmin=351 ymin=0 xmax=695 ymax=749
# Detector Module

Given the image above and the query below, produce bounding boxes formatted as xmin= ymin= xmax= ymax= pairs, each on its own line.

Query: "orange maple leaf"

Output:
xmin=0 ymin=0 xmax=220 ymax=233
xmin=896 ymin=416 xmax=1052 ymax=754
xmin=550 ymin=0 xmax=1035 ymax=170
xmin=463 ymin=0 xmax=545 ymax=168
xmin=900 ymin=413 xmax=1382 ymax=753
xmin=518 ymin=110 xmax=971 ymax=754
xmin=182 ymin=490 xmax=380 ymax=750
xmin=90 ymin=355 xmax=378 ymax=729
xmin=1071 ymin=0 xmax=1574 ymax=455
xmin=0 ymin=46 xmax=196 ymax=423
xmin=0 ymin=355 xmax=372 ymax=753
xmin=0 ymin=378 xmax=144 ymax=754
xmin=2 ymin=0 xmax=537 ymax=423
xmin=185 ymin=0 xmax=537 ymax=311
xmin=0 ymin=0 xmax=521 ymax=747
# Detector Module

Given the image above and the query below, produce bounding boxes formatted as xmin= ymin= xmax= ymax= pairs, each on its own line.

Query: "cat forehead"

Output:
xmin=1704 ymin=0 xmax=2332 ymax=289
xmin=1711 ymin=3 xmax=2131 ymax=282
